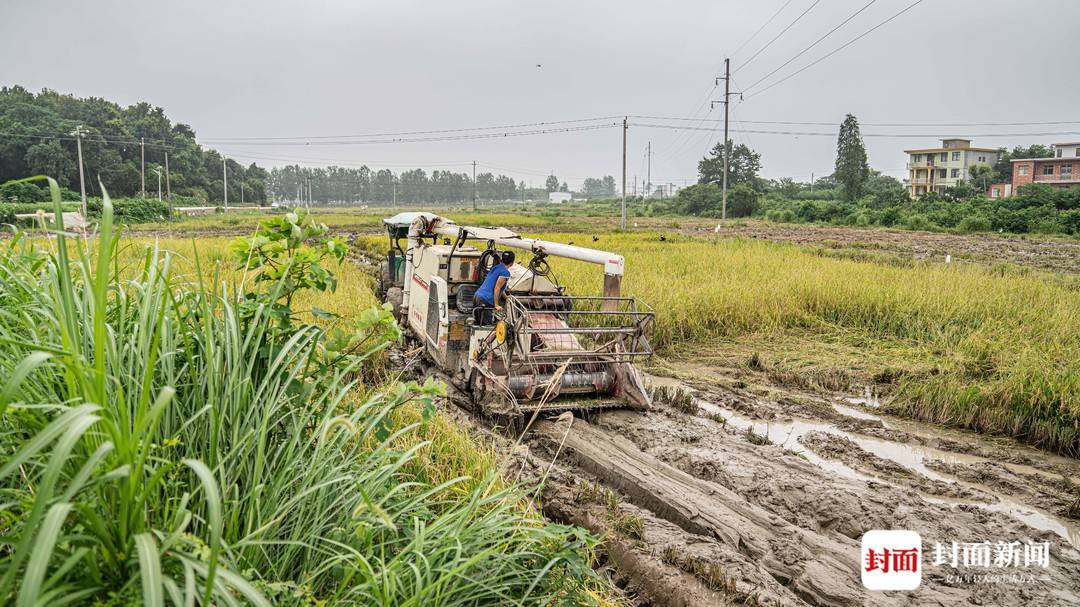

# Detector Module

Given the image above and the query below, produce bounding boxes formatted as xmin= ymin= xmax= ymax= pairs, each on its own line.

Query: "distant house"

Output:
xmin=904 ymin=138 xmax=1000 ymax=197
xmin=548 ymin=192 xmax=572 ymax=203
xmin=1008 ymin=142 xmax=1080 ymax=196
xmin=987 ymin=183 xmax=1012 ymax=199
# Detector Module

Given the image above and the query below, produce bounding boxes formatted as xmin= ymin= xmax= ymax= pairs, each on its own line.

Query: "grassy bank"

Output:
xmin=511 ymin=232 xmax=1079 ymax=456
xmin=0 ymin=188 xmax=616 ymax=605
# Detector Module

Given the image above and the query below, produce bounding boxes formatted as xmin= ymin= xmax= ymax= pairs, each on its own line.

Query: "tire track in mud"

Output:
xmin=422 ymin=354 xmax=1080 ymax=606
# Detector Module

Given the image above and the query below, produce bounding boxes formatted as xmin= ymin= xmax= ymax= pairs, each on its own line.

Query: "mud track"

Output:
xmin=522 ymin=384 xmax=1080 ymax=606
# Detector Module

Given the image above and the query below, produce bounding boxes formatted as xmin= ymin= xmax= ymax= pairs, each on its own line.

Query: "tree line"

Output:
xmin=269 ymin=166 xmax=617 ymax=205
xmin=0 ymin=86 xmax=269 ymax=203
xmin=1 ymin=86 xmax=620 ymax=207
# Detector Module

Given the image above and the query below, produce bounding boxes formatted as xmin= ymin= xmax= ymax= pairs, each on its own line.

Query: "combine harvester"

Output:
xmin=377 ymin=212 xmax=654 ymax=424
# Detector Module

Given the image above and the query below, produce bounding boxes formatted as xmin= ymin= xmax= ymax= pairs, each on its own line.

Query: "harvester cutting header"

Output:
xmin=377 ymin=212 xmax=654 ymax=422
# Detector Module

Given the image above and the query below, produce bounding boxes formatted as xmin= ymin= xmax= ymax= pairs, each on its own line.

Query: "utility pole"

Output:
xmin=646 ymin=141 xmax=651 ymax=199
xmin=810 ymin=171 xmax=815 ymax=193
xmin=222 ymin=157 xmax=228 ymax=210
xmin=164 ymin=151 xmax=171 ymax=201
xmin=621 ymin=116 xmax=627 ymax=230
xmin=73 ymin=126 xmax=87 ymax=217
xmin=154 ymin=168 xmax=162 ymax=200
xmin=240 ymin=181 xmax=245 ymax=205
xmin=711 ymin=58 xmax=740 ymax=220
xmin=140 ymin=137 xmax=146 ymax=198
xmin=472 ymin=160 xmax=477 ymax=211
xmin=392 ymin=179 xmax=397 ymax=206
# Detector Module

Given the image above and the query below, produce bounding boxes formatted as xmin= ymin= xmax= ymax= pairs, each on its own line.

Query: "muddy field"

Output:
xmin=695 ymin=222 xmax=1080 ymax=275
xmin=429 ymin=357 xmax=1080 ymax=606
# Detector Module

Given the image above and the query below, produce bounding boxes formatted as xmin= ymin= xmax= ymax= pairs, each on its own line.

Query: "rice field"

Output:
xmin=504 ymin=231 xmax=1080 ymax=456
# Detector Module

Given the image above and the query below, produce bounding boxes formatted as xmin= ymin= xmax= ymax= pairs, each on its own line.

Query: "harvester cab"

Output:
xmin=378 ymin=212 xmax=654 ymax=420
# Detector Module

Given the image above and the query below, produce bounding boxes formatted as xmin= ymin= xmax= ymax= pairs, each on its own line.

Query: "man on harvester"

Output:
xmin=473 ymin=251 xmax=516 ymax=313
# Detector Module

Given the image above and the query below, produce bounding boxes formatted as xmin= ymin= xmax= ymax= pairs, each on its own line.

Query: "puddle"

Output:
xmin=700 ymin=397 xmax=1080 ymax=548
xmin=843 ymin=385 xmax=881 ymax=408
xmin=831 ymin=402 xmax=880 ymax=421
xmin=648 ymin=377 xmax=1080 ymax=548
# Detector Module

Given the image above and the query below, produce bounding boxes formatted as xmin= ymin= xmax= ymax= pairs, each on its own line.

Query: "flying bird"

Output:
xmin=535 ymin=63 xmax=542 ymax=69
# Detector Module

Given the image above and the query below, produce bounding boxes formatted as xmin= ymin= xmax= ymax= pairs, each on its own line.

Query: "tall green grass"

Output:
xmin=0 ymin=180 xmax=609 ymax=605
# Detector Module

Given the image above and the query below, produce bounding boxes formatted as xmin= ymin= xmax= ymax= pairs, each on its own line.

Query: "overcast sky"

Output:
xmin=3 ymin=0 xmax=1079 ymax=190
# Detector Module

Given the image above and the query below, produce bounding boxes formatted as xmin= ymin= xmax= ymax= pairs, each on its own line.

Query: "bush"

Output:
xmin=0 ymin=202 xmax=14 ymax=224
xmin=674 ymin=183 xmax=722 ymax=215
xmin=903 ymin=214 xmax=933 ymax=231
xmin=727 ymin=183 xmax=759 ymax=218
xmin=956 ymin=215 xmax=991 ymax=233
xmin=765 ymin=208 xmax=797 ymax=223
xmin=87 ymin=197 xmax=174 ymax=222
xmin=1061 ymin=209 xmax=1080 ymax=235
xmin=0 ymin=180 xmax=49 ymax=203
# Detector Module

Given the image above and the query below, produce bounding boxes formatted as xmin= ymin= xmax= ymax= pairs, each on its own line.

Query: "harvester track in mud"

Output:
xmin=428 ymin=358 xmax=1080 ymax=606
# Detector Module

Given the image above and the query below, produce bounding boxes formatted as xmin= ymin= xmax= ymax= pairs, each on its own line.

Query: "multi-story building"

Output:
xmin=904 ymin=138 xmax=999 ymax=197
xmin=1010 ymin=142 xmax=1080 ymax=194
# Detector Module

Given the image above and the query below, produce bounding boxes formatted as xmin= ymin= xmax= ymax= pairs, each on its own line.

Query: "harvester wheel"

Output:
xmin=386 ymin=286 xmax=403 ymax=322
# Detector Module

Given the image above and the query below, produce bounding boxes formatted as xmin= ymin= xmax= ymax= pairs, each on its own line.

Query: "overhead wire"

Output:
xmin=741 ymin=0 xmax=879 ymax=93
xmin=630 ymin=122 xmax=1080 ymax=139
xmin=729 ymin=0 xmax=797 ymax=59
xmin=733 ymin=0 xmax=821 ymax=74
xmin=629 ymin=116 xmax=1080 ymax=127
xmin=197 ymin=115 xmax=622 ymax=142
xmin=193 ymin=122 xmax=622 ymax=146
xmin=743 ymin=0 xmax=926 ymax=99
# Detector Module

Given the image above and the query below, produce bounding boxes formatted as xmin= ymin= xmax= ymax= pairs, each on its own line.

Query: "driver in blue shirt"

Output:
xmin=474 ymin=251 xmax=515 ymax=311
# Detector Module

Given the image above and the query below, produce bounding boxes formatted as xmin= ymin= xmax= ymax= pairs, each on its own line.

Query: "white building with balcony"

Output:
xmin=904 ymin=138 xmax=1000 ymax=197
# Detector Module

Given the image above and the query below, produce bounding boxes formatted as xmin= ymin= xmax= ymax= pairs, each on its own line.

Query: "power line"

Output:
xmin=745 ymin=0 xmax=926 ymax=99
xmin=195 ymin=122 xmax=621 ymax=147
xmin=741 ymin=0 xmax=879 ymax=93
xmin=730 ymin=0 xmax=797 ymax=59
xmin=733 ymin=0 xmax=821 ymax=74
xmin=628 ymin=115 xmax=1080 ymax=128
xmin=197 ymin=116 xmax=621 ymax=142
xmin=631 ymin=122 xmax=1080 ymax=139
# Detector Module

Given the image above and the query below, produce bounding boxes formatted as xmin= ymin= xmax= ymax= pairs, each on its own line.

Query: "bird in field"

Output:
xmin=659 ymin=234 xmax=667 ymax=242
xmin=592 ymin=235 xmax=599 ymax=242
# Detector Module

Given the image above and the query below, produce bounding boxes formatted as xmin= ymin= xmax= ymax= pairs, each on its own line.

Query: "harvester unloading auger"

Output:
xmin=377 ymin=212 xmax=654 ymax=421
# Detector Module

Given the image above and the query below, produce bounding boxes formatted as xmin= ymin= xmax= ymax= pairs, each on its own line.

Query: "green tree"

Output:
xmin=727 ymin=183 xmax=759 ymax=217
xmin=698 ymin=141 xmax=761 ymax=188
xmin=968 ymin=164 xmax=996 ymax=193
xmin=582 ymin=177 xmax=604 ymax=197
xmin=23 ymin=139 xmax=73 ymax=186
xmin=673 ymin=183 xmax=721 ymax=215
xmin=601 ymin=175 xmax=616 ymax=197
xmin=545 ymin=174 xmax=559 ymax=192
xmin=994 ymin=145 xmax=1054 ymax=183
xmin=835 ymin=114 xmax=869 ymax=201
